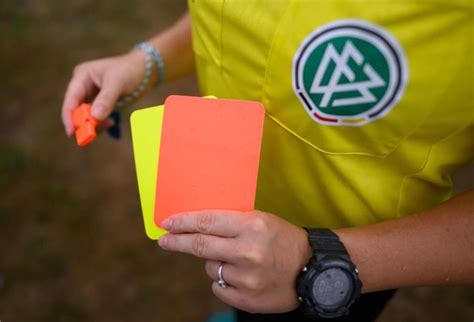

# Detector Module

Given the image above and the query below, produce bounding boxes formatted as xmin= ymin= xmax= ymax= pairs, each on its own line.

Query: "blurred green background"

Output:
xmin=0 ymin=1 xmax=473 ymax=322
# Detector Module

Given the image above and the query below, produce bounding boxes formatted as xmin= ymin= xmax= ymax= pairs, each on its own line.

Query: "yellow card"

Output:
xmin=130 ymin=105 xmax=167 ymax=239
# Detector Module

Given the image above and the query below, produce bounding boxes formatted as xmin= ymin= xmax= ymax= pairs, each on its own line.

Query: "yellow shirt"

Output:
xmin=188 ymin=0 xmax=473 ymax=228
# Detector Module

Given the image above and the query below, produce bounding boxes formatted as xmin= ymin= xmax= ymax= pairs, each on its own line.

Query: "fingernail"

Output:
xmin=158 ymin=235 xmax=168 ymax=248
xmin=161 ymin=219 xmax=173 ymax=230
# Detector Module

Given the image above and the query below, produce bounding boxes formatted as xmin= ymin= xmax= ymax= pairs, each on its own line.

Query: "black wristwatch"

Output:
xmin=296 ymin=228 xmax=362 ymax=319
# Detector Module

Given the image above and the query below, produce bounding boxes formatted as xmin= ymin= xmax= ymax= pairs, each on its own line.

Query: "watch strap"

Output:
xmin=304 ymin=228 xmax=350 ymax=261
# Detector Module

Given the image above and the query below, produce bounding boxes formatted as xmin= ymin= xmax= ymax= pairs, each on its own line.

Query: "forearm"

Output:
xmin=147 ymin=13 xmax=194 ymax=81
xmin=335 ymin=190 xmax=474 ymax=293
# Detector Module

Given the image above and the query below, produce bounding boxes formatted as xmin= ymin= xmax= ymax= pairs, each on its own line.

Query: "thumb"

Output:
xmin=91 ymin=78 xmax=122 ymax=121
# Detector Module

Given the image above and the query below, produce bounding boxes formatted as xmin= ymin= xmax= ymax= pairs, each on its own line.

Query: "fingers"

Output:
xmin=91 ymin=75 xmax=123 ymax=121
xmin=158 ymin=233 xmax=237 ymax=263
xmin=162 ymin=210 xmax=250 ymax=237
xmin=206 ymin=260 xmax=268 ymax=294
xmin=211 ymin=281 xmax=255 ymax=313
xmin=61 ymin=68 xmax=94 ymax=136
xmin=205 ymin=260 xmax=243 ymax=289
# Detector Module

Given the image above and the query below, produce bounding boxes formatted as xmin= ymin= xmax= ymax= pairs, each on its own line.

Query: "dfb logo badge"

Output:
xmin=293 ymin=20 xmax=408 ymax=126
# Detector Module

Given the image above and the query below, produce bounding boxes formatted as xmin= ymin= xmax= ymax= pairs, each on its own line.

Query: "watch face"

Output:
xmin=312 ymin=267 xmax=352 ymax=308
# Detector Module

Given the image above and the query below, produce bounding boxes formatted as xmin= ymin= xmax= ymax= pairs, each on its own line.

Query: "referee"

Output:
xmin=61 ymin=2 xmax=473 ymax=321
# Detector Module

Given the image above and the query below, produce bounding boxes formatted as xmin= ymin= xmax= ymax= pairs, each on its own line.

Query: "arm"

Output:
xmin=336 ymin=189 xmax=474 ymax=293
xmin=157 ymin=190 xmax=474 ymax=313
xmin=146 ymin=13 xmax=194 ymax=82
xmin=61 ymin=13 xmax=193 ymax=136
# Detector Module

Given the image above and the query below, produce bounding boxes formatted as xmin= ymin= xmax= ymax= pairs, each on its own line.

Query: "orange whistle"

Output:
xmin=72 ymin=103 xmax=99 ymax=147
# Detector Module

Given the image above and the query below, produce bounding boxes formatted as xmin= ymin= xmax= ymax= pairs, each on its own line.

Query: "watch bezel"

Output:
xmin=297 ymin=255 xmax=362 ymax=318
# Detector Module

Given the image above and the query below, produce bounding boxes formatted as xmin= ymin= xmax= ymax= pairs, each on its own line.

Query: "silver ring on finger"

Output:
xmin=217 ymin=262 xmax=228 ymax=289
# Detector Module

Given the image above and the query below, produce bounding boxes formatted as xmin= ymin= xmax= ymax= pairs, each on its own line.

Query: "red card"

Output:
xmin=154 ymin=95 xmax=265 ymax=227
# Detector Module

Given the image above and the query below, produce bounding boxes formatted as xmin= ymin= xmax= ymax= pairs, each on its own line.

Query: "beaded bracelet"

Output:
xmin=115 ymin=42 xmax=166 ymax=109
xmin=136 ymin=42 xmax=166 ymax=88
xmin=108 ymin=42 xmax=165 ymax=139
